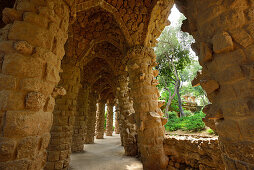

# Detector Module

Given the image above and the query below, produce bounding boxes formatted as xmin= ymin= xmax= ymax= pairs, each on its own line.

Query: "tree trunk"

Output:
xmin=176 ymin=80 xmax=185 ymax=117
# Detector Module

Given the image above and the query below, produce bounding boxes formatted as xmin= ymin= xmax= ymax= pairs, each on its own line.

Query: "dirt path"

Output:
xmin=70 ymin=134 xmax=143 ymax=170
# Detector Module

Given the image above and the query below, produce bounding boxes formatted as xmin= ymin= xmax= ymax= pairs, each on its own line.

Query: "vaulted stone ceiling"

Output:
xmin=69 ymin=0 xmax=173 ymax=98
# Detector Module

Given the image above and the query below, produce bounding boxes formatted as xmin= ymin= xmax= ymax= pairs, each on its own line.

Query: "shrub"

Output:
xmin=165 ymin=111 xmax=206 ymax=132
xmin=167 ymin=111 xmax=178 ymax=119
xmin=183 ymin=112 xmax=206 ymax=131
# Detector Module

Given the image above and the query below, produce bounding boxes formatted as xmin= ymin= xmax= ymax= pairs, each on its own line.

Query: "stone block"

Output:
xmin=14 ymin=41 xmax=33 ymax=55
xmin=2 ymin=8 xmax=23 ymax=24
xmin=25 ymin=91 xmax=46 ymax=111
xmin=0 ymin=90 xmax=25 ymax=111
xmin=200 ymin=79 xmax=219 ymax=94
xmin=16 ymin=136 xmax=39 ymax=159
xmin=8 ymin=21 xmax=54 ymax=49
xmin=4 ymin=111 xmax=52 ymax=137
xmin=0 ymin=137 xmax=16 ymax=161
xmin=0 ymin=41 xmax=15 ymax=58
xmin=212 ymin=32 xmax=234 ymax=53
xmin=16 ymin=1 xmax=36 ymax=12
xmin=21 ymin=78 xmax=42 ymax=91
xmin=0 ymin=74 xmax=16 ymax=90
xmin=200 ymin=42 xmax=212 ymax=63
xmin=2 ymin=53 xmax=44 ymax=78
xmin=23 ymin=12 xmax=49 ymax=28
xmin=45 ymin=62 xmax=60 ymax=83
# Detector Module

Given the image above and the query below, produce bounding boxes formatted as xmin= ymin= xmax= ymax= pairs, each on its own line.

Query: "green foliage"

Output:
xmin=207 ymin=128 xmax=215 ymax=135
xmin=165 ymin=111 xmax=206 ymax=132
xmin=160 ymin=88 xmax=179 ymax=112
xmin=155 ymin=25 xmax=192 ymax=90
xmin=104 ymin=111 xmax=107 ymax=130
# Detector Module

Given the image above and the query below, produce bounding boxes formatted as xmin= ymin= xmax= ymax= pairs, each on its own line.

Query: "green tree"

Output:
xmin=155 ymin=15 xmax=194 ymax=117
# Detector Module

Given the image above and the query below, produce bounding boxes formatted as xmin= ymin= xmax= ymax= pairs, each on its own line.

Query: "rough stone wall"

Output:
xmin=106 ymin=100 xmax=114 ymax=136
xmin=117 ymin=73 xmax=138 ymax=156
xmin=175 ymin=0 xmax=254 ymax=168
xmin=71 ymin=84 xmax=90 ymax=152
xmin=95 ymin=100 xmax=106 ymax=139
xmin=46 ymin=62 xmax=81 ymax=170
xmin=114 ymin=103 xmax=120 ymax=134
xmin=164 ymin=135 xmax=224 ymax=170
xmin=0 ymin=0 xmax=70 ymax=169
xmin=84 ymin=92 xmax=98 ymax=144
xmin=127 ymin=46 xmax=168 ymax=169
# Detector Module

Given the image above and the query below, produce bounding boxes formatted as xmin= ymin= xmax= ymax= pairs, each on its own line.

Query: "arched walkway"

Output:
xmin=70 ymin=134 xmax=143 ymax=170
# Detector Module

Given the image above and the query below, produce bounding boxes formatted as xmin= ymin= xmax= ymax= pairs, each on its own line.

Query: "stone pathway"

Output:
xmin=70 ymin=134 xmax=143 ymax=170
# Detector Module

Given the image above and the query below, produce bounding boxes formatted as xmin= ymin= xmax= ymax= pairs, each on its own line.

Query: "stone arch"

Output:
xmin=76 ymin=0 xmax=133 ymax=46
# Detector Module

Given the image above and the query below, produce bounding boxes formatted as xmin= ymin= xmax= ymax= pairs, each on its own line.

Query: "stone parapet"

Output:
xmin=164 ymin=135 xmax=224 ymax=170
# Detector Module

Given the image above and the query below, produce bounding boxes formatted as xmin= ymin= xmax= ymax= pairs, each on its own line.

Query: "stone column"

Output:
xmin=71 ymin=84 xmax=90 ymax=152
xmin=46 ymin=63 xmax=81 ymax=169
xmin=117 ymin=73 xmax=138 ymax=156
xmin=0 ymin=0 xmax=71 ymax=169
xmin=85 ymin=92 xmax=97 ymax=144
xmin=114 ymin=103 xmax=120 ymax=134
xmin=127 ymin=46 xmax=168 ymax=170
xmin=95 ymin=100 xmax=106 ymax=139
xmin=106 ymin=99 xmax=114 ymax=136
xmin=175 ymin=1 xmax=254 ymax=169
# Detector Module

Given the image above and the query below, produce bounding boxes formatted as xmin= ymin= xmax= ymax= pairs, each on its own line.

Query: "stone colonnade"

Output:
xmin=0 ymin=0 xmax=253 ymax=170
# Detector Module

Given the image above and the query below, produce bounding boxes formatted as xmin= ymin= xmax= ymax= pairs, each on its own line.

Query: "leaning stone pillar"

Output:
xmin=127 ymin=46 xmax=168 ymax=170
xmin=114 ymin=103 xmax=120 ymax=134
xmin=0 ymin=0 xmax=71 ymax=169
xmin=71 ymin=84 xmax=90 ymax=152
xmin=117 ymin=73 xmax=138 ymax=156
xmin=85 ymin=92 xmax=97 ymax=144
xmin=106 ymin=99 xmax=114 ymax=136
xmin=175 ymin=1 xmax=254 ymax=169
xmin=95 ymin=99 xmax=106 ymax=139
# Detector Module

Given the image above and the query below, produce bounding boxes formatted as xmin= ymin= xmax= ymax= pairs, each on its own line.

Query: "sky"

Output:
xmin=168 ymin=5 xmax=182 ymax=27
xmin=168 ymin=5 xmax=198 ymax=60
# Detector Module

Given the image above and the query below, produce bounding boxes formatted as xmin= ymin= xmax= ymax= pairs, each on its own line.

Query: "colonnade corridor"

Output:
xmin=70 ymin=134 xmax=143 ymax=170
